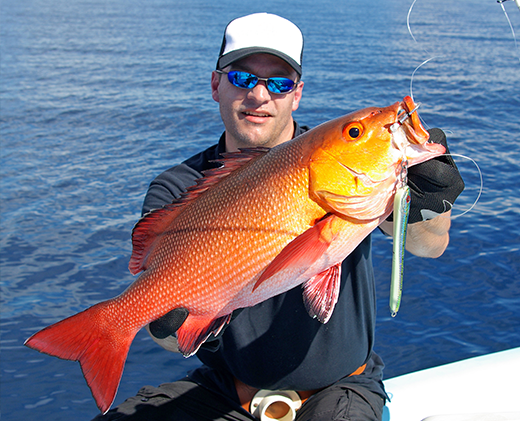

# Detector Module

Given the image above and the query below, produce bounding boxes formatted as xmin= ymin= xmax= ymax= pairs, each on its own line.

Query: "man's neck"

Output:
xmin=224 ymin=120 xmax=296 ymax=152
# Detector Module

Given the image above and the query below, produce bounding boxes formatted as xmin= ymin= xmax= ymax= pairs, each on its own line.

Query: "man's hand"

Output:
xmin=407 ymin=128 xmax=465 ymax=224
xmin=381 ymin=210 xmax=452 ymax=258
xmin=149 ymin=308 xmax=189 ymax=339
xmin=382 ymin=128 xmax=464 ymax=258
xmin=145 ymin=308 xmax=189 ymax=353
xmin=147 ymin=307 xmax=243 ymax=353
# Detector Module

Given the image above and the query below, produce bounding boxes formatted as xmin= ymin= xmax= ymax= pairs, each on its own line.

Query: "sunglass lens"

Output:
xmin=228 ymin=71 xmax=257 ymax=89
xmin=267 ymin=78 xmax=296 ymax=94
xmin=226 ymin=71 xmax=295 ymax=94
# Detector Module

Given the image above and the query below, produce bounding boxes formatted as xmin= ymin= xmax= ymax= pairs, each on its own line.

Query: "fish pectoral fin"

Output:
xmin=253 ymin=214 xmax=340 ymax=291
xmin=175 ymin=313 xmax=232 ymax=357
xmin=149 ymin=308 xmax=189 ymax=339
xmin=302 ymin=263 xmax=342 ymax=323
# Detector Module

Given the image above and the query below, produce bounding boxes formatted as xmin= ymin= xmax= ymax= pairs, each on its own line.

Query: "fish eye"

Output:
xmin=349 ymin=127 xmax=360 ymax=137
xmin=343 ymin=122 xmax=364 ymax=141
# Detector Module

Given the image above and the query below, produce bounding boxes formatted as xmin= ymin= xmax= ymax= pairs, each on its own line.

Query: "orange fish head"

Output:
xmin=308 ymin=96 xmax=445 ymax=220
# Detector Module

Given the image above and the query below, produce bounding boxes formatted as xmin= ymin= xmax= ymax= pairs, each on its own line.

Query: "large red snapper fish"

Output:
xmin=25 ymin=96 xmax=444 ymax=413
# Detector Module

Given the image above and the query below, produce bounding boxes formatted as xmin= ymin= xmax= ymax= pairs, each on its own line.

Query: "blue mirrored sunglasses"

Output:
xmin=216 ymin=70 xmax=299 ymax=94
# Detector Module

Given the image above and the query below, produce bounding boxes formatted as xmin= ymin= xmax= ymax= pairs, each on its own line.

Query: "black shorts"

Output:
xmin=91 ymin=378 xmax=384 ymax=421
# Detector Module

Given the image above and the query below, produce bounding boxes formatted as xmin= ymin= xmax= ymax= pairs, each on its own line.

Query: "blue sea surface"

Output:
xmin=1 ymin=0 xmax=519 ymax=419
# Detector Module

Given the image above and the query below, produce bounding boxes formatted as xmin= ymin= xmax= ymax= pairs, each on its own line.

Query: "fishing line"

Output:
xmin=404 ymin=1 xmax=483 ymax=219
xmin=408 ymin=55 xmax=445 ymax=133
xmin=442 ymin=153 xmax=483 ymax=220
xmin=406 ymin=0 xmax=420 ymax=46
xmin=405 ymin=0 xmax=444 ymax=127
xmin=405 ymin=0 xmax=482 ymax=219
xmin=498 ymin=0 xmax=520 ymax=63
xmin=409 ymin=56 xmax=443 ymax=103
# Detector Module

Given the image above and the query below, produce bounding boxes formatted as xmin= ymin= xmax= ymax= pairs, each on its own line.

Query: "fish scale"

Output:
xmin=25 ymin=96 xmax=445 ymax=414
xmin=136 ymin=144 xmax=321 ymax=312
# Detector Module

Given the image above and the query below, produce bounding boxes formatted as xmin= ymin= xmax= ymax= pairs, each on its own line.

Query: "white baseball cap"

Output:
xmin=216 ymin=13 xmax=304 ymax=75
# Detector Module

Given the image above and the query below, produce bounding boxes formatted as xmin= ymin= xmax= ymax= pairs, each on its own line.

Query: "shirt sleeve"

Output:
xmin=141 ymin=163 xmax=202 ymax=215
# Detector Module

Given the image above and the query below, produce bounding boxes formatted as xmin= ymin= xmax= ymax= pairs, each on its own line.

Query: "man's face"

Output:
xmin=211 ymin=54 xmax=304 ymax=152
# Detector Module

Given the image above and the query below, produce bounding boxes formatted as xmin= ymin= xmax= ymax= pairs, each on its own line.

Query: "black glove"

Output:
xmin=149 ymin=308 xmax=189 ymax=339
xmin=148 ymin=307 xmax=220 ymax=353
xmin=389 ymin=128 xmax=465 ymax=224
xmin=148 ymin=307 xmax=243 ymax=341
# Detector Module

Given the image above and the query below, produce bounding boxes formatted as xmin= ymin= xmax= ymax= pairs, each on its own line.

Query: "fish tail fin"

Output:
xmin=25 ymin=301 xmax=137 ymax=414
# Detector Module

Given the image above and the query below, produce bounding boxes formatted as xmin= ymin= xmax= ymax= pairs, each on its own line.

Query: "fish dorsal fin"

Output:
xmin=201 ymin=147 xmax=270 ymax=186
xmin=129 ymin=147 xmax=270 ymax=275
xmin=129 ymin=203 xmax=185 ymax=275
xmin=211 ymin=147 xmax=270 ymax=168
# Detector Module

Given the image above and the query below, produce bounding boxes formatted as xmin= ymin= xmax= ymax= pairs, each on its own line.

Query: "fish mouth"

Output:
xmin=396 ymin=96 xmax=430 ymax=145
xmin=394 ymin=96 xmax=446 ymax=166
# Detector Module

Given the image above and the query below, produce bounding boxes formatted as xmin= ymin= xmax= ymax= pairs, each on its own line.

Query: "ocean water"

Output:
xmin=1 ymin=0 xmax=519 ymax=419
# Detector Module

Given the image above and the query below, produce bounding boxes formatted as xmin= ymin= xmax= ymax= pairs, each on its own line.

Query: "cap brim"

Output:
xmin=217 ymin=47 xmax=302 ymax=76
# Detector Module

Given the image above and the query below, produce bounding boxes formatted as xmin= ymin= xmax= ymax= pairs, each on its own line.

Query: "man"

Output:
xmin=94 ymin=13 xmax=463 ymax=421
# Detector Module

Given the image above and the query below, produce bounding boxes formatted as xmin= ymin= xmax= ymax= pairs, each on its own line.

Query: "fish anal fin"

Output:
xmin=175 ymin=313 xmax=232 ymax=357
xmin=253 ymin=214 xmax=339 ymax=291
xmin=129 ymin=147 xmax=270 ymax=276
xmin=302 ymin=263 xmax=342 ymax=323
xmin=24 ymin=301 xmax=136 ymax=414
